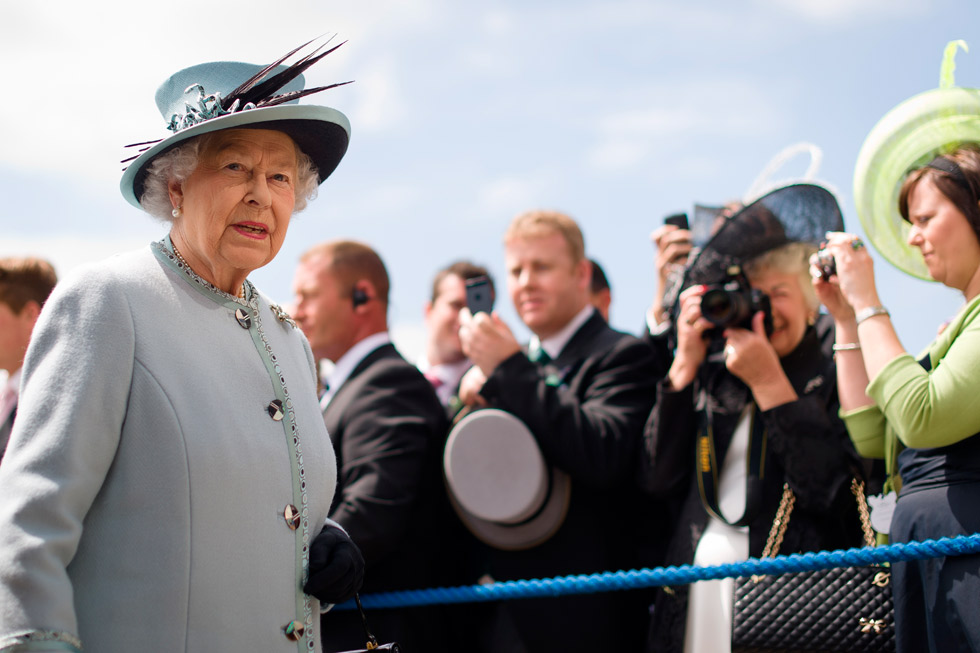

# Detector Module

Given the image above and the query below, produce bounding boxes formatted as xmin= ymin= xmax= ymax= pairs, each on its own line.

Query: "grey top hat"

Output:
xmin=444 ymin=409 xmax=571 ymax=551
xmin=120 ymin=38 xmax=352 ymax=209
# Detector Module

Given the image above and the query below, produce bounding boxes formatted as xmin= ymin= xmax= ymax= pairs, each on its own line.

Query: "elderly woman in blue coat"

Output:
xmin=0 ymin=42 xmax=363 ymax=652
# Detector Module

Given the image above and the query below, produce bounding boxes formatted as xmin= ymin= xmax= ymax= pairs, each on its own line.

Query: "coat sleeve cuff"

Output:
xmin=840 ymin=404 xmax=888 ymax=459
xmin=0 ymin=630 xmax=82 ymax=652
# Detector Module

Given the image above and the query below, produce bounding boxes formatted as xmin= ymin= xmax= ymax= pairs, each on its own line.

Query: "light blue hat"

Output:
xmin=120 ymin=39 xmax=352 ymax=209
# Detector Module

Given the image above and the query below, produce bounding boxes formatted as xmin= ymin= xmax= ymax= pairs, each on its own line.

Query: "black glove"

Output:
xmin=303 ymin=523 xmax=365 ymax=604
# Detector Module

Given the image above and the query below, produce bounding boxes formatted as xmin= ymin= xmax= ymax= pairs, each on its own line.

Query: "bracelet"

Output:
xmin=855 ymin=305 xmax=890 ymax=326
xmin=832 ymin=342 xmax=862 ymax=351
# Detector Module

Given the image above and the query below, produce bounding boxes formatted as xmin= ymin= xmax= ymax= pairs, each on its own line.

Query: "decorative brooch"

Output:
xmin=270 ymin=303 xmax=297 ymax=329
xmin=168 ymin=85 xmax=256 ymax=133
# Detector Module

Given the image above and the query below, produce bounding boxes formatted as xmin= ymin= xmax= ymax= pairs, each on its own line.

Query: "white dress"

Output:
xmin=684 ymin=404 xmax=753 ymax=653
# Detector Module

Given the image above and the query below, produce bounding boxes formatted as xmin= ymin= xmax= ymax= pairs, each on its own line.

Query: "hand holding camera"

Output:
xmin=650 ymin=213 xmax=694 ymax=325
xmin=699 ymin=267 xmax=773 ymax=336
xmin=667 ymin=285 xmax=712 ymax=389
xmin=811 ymin=232 xmax=878 ymax=324
xmin=722 ymin=310 xmax=798 ymax=410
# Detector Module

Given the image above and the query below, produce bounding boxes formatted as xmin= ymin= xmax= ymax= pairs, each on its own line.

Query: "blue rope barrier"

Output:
xmin=335 ymin=533 xmax=980 ymax=611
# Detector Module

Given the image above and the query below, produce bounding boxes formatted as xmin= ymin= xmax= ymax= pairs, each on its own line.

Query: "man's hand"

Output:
xmin=458 ymin=365 xmax=489 ymax=408
xmin=458 ymin=308 xmax=521 ymax=376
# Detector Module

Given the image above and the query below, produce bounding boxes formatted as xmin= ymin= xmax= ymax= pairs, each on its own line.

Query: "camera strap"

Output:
xmin=695 ymin=406 xmax=767 ymax=528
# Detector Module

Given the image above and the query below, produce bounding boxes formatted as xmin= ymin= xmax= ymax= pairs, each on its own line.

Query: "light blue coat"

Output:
xmin=0 ymin=241 xmax=337 ymax=652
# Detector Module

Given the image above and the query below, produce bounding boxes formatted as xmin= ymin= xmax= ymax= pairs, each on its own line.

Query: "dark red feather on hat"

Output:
xmin=223 ymin=38 xmax=351 ymax=110
xmin=121 ymin=36 xmax=352 ymax=167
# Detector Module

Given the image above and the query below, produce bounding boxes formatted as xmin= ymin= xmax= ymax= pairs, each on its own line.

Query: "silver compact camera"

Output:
xmin=814 ymin=248 xmax=836 ymax=281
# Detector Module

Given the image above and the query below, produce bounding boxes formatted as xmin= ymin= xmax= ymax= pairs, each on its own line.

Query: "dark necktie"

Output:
xmin=528 ymin=343 xmax=552 ymax=365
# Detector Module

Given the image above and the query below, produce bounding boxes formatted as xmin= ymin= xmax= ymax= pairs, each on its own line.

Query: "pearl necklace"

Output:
xmin=171 ymin=241 xmax=245 ymax=300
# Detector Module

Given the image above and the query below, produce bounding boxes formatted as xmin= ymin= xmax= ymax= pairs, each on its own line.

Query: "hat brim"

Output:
xmin=447 ymin=471 xmax=571 ymax=552
xmin=120 ymin=104 xmax=351 ymax=209
xmin=444 ymin=409 xmax=572 ymax=551
xmin=853 ymin=87 xmax=980 ymax=280
xmin=682 ymin=183 xmax=844 ymax=288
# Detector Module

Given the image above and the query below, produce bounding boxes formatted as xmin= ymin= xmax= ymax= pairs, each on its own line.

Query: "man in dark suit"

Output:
xmin=0 ymin=257 xmax=57 ymax=462
xmin=291 ymin=240 xmax=461 ymax=652
xmin=458 ymin=210 xmax=664 ymax=651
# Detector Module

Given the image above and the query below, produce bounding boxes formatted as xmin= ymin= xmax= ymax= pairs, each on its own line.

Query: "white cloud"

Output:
xmin=348 ymin=182 xmax=425 ymax=217
xmin=345 ymin=58 xmax=407 ymax=132
xmin=475 ymin=174 xmax=554 ymax=217
xmin=482 ymin=9 xmax=517 ymax=36
xmin=587 ymin=77 xmax=787 ymax=172
xmin=0 ymin=1 xmax=436 ymax=183
xmin=754 ymin=0 xmax=924 ymax=23
xmin=0 ymin=236 xmax=152 ymax=281
xmin=589 ymin=140 xmax=650 ymax=170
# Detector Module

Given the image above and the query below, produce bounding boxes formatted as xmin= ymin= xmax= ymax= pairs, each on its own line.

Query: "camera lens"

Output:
xmin=701 ymin=282 xmax=756 ymax=329
xmin=701 ymin=288 xmax=735 ymax=326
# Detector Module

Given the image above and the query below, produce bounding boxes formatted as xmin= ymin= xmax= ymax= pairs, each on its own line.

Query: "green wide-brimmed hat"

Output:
xmin=854 ymin=40 xmax=980 ymax=280
xmin=120 ymin=38 xmax=352 ymax=209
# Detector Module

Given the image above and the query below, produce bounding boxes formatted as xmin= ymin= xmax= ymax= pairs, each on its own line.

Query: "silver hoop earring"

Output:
xmin=172 ymin=206 xmax=182 ymax=218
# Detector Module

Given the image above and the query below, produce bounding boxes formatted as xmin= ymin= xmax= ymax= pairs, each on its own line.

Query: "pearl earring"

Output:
xmin=172 ymin=206 xmax=182 ymax=218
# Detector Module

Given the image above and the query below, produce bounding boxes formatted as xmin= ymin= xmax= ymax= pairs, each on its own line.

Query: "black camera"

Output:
xmin=700 ymin=267 xmax=773 ymax=336
xmin=814 ymin=248 xmax=836 ymax=281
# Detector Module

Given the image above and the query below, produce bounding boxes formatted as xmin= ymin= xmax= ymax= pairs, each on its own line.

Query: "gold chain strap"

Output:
xmin=851 ymin=478 xmax=877 ymax=547
xmin=760 ymin=478 xmax=874 ymax=559
xmin=760 ymin=483 xmax=796 ymax=559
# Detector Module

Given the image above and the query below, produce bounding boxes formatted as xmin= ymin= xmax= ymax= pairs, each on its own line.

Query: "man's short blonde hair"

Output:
xmin=504 ymin=209 xmax=586 ymax=262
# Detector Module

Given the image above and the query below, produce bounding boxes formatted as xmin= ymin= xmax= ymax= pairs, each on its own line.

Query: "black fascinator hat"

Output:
xmin=680 ymin=183 xmax=844 ymax=289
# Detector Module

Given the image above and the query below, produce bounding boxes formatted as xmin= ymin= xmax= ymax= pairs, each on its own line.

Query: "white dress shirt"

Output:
xmin=0 ymin=368 xmax=21 ymax=428
xmin=320 ymin=332 xmax=392 ymax=410
xmin=417 ymin=355 xmax=471 ymax=406
xmin=528 ymin=304 xmax=596 ymax=361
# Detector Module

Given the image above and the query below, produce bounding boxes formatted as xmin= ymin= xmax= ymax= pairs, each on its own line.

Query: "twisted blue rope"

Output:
xmin=336 ymin=533 xmax=980 ymax=610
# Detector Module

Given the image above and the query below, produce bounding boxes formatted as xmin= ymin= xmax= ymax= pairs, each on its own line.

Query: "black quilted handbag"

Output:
xmin=731 ymin=479 xmax=895 ymax=652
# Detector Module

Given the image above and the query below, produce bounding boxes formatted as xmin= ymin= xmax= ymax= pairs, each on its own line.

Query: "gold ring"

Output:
xmin=851 ymin=238 xmax=865 ymax=250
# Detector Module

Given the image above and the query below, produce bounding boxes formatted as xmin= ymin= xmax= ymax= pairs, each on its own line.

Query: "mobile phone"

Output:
xmin=664 ymin=212 xmax=689 ymax=230
xmin=465 ymin=276 xmax=494 ymax=315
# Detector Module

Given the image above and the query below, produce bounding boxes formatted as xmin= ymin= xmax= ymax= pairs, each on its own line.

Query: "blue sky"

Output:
xmin=2 ymin=0 xmax=978 ymax=359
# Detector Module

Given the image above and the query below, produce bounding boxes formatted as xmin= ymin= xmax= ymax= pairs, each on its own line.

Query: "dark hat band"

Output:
xmin=926 ymin=156 xmax=971 ymax=190
xmin=925 ymin=156 xmax=980 ymax=209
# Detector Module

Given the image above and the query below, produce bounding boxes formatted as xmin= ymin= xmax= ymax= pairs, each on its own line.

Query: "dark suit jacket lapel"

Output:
xmin=322 ymin=343 xmax=397 ymax=435
xmin=553 ymin=311 xmax=606 ymax=367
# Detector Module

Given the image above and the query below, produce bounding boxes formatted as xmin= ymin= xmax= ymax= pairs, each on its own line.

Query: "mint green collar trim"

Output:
xmin=153 ymin=236 xmax=254 ymax=308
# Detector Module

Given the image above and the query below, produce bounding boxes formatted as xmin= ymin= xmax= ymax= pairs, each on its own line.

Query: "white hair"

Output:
xmin=139 ymin=132 xmax=320 ymax=222
xmin=744 ymin=241 xmax=820 ymax=313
